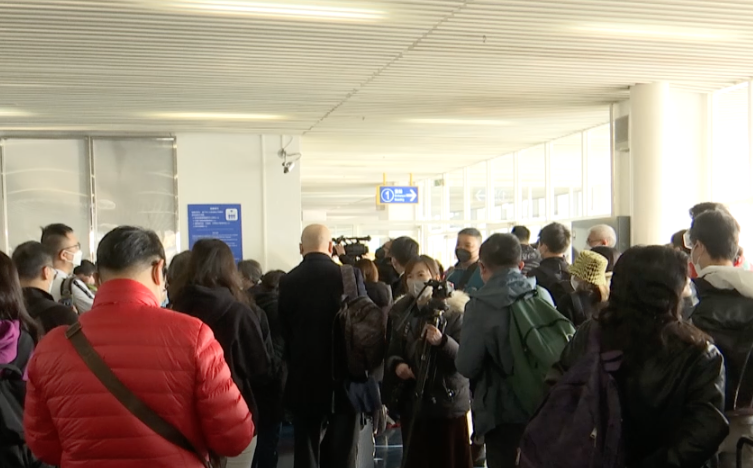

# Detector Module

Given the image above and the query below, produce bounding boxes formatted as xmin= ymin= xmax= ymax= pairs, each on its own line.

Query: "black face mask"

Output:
xmin=456 ymin=248 xmax=473 ymax=264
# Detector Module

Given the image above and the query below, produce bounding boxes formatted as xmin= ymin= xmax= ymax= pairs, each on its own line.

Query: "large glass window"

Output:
xmin=492 ymin=154 xmax=514 ymax=221
xmin=447 ymin=170 xmax=464 ymax=224
xmin=519 ymin=145 xmax=546 ymax=220
xmin=93 ymin=138 xmax=177 ymax=258
xmin=551 ymin=133 xmax=583 ymax=219
xmin=2 ymin=139 xmax=91 ymax=255
xmin=468 ymin=162 xmax=488 ymax=221
xmin=712 ymin=83 xmax=750 ymax=202
xmin=587 ymin=124 xmax=612 ymax=216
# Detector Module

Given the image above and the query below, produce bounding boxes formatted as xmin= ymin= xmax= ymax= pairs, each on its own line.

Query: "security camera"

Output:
xmin=282 ymin=161 xmax=295 ymax=174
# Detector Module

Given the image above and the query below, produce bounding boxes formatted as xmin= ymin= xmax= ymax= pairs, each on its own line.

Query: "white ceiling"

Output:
xmin=2 ymin=0 xmax=753 ymax=215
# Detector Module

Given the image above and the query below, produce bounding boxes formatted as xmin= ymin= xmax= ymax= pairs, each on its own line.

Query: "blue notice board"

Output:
xmin=377 ymin=186 xmax=419 ymax=205
xmin=188 ymin=204 xmax=243 ymax=261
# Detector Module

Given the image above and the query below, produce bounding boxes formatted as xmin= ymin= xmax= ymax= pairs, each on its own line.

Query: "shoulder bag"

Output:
xmin=65 ymin=322 xmax=226 ymax=468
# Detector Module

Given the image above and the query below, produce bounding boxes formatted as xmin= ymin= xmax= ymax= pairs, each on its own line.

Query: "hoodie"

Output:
xmin=692 ymin=265 xmax=753 ymax=411
xmin=456 ymin=269 xmax=532 ymax=435
xmin=172 ymin=285 xmax=272 ymax=428
xmin=0 ymin=320 xmax=21 ymax=365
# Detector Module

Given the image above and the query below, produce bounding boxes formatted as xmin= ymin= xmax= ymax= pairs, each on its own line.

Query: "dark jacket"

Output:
xmin=365 ymin=281 xmax=393 ymax=310
xmin=692 ymin=269 xmax=753 ymax=411
xmin=391 ymin=274 xmax=406 ymax=299
xmin=455 ymin=269 xmax=532 ymax=434
xmin=172 ymin=285 xmax=271 ymax=428
xmin=529 ymin=256 xmax=571 ymax=306
xmin=552 ymin=320 xmax=728 ymax=468
xmin=253 ymin=289 xmax=287 ymax=426
xmin=22 ymin=287 xmax=78 ymax=334
xmin=520 ymin=244 xmax=542 ymax=276
xmin=385 ymin=293 xmax=471 ymax=419
xmin=377 ymin=258 xmax=399 ymax=288
xmin=279 ymin=253 xmax=366 ymax=415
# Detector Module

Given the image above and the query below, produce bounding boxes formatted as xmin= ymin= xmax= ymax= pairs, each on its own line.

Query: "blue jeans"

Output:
xmin=253 ymin=422 xmax=282 ymax=468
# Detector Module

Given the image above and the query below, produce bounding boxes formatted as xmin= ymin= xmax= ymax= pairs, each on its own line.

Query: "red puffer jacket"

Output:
xmin=24 ymin=279 xmax=254 ymax=468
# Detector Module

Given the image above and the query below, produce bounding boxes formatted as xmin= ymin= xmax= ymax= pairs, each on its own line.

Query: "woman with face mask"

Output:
xmin=384 ymin=255 xmax=473 ymax=468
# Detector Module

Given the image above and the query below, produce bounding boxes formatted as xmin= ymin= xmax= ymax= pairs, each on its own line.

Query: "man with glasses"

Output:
xmin=41 ymin=223 xmax=96 ymax=313
xmin=12 ymin=241 xmax=79 ymax=335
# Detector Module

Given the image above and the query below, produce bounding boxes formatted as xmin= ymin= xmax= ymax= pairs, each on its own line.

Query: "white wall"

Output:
xmin=176 ymin=134 xmax=302 ymax=271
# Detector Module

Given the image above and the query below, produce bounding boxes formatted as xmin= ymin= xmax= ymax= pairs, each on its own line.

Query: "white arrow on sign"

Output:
xmin=408 ymin=189 xmax=417 ymax=202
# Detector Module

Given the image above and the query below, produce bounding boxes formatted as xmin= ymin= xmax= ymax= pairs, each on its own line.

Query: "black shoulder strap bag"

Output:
xmin=65 ymin=322 xmax=226 ymax=468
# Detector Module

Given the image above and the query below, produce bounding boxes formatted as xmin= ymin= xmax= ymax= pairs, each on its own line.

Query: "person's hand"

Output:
xmin=372 ymin=405 xmax=387 ymax=437
xmin=396 ymin=363 xmax=415 ymax=380
xmin=424 ymin=324 xmax=443 ymax=346
xmin=334 ymin=244 xmax=346 ymax=257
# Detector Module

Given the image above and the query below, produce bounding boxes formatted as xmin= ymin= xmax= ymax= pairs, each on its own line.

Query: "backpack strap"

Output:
xmin=340 ymin=265 xmax=359 ymax=301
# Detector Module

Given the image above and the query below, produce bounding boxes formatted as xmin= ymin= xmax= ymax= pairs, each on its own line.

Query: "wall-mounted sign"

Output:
xmin=188 ymin=204 xmax=243 ymax=261
xmin=377 ymin=186 xmax=419 ymax=205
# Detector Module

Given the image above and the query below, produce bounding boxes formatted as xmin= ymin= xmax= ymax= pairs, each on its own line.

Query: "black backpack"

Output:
xmin=337 ymin=265 xmax=387 ymax=378
xmin=0 ymin=331 xmax=48 ymax=468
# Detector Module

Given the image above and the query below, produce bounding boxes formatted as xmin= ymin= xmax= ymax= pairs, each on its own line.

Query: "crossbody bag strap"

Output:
xmin=340 ymin=265 xmax=359 ymax=301
xmin=65 ymin=322 xmax=210 ymax=468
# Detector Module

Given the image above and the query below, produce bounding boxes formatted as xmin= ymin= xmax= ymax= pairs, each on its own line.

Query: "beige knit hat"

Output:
xmin=570 ymin=250 xmax=609 ymax=287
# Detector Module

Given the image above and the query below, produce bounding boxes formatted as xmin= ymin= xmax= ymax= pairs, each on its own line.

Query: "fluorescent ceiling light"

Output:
xmin=0 ymin=108 xmax=33 ymax=117
xmin=146 ymin=112 xmax=284 ymax=120
xmin=405 ymin=118 xmax=511 ymax=126
xmin=573 ymin=24 xmax=728 ymax=41
xmin=169 ymin=1 xmax=383 ymax=21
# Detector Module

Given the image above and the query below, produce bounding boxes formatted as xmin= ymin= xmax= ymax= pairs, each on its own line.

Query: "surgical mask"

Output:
xmin=455 ymin=248 xmax=473 ymax=264
xmin=407 ymin=279 xmax=431 ymax=300
xmin=690 ymin=248 xmax=703 ymax=275
xmin=67 ymin=250 xmax=83 ymax=267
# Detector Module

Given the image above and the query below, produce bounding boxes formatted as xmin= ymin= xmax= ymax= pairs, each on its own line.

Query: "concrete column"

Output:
xmin=629 ymin=83 xmax=709 ymax=245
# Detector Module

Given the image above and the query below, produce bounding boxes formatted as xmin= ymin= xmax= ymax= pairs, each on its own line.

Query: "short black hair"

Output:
xmin=511 ymin=226 xmax=531 ymax=243
xmin=97 ymin=226 xmax=165 ymax=273
xmin=458 ymin=228 xmax=482 ymax=240
xmin=12 ymin=241 xmax=54 ymax=281
xmin=689 ymin=211 xmax=740 ymax=262
xmin=41 ymin=223 xmax=74 ymax=253
xmin=74 ymin=260 xmax=96 ymax=277
xmin=480 ymin=234 xmax=522 ymax=270
xmin=391 ymin=236 xmax=419 ymax=267
xmin=538 ymin=222 xmax=571 ymax=255
xmin=689 ymin=202 xmax=731 ymax=220
xmin=238 ymin=259 xmax=263 ymax=283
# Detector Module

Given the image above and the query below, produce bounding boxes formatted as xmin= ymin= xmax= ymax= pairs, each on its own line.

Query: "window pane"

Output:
xmin=93 ymin=139 xmax=177 ymax=258
xmin=519 ymin=146 xmax=546 ymax=220
xmin=468 ymin=162 xmax=487 ymax=221
xmin=587 ymin=124 xmax=612 ymax=216
xmin=447 ymin=170 xmax=464 ymax=224
xmin=551 ymin=133 xmax=583 ymax=219
xmin=3 ymin=139 xmax=91 ymax=255
xmin=712 ymin=84 xmax=750 ymax=202
xmin=492 ymin=155 xmax=514 ymax=221
xmin=430 ymin=179 xmax=443 ymax=221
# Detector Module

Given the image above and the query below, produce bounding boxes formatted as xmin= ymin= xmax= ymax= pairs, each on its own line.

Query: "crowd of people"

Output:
xmin=2 ymin=202 xmax=753 ymax=468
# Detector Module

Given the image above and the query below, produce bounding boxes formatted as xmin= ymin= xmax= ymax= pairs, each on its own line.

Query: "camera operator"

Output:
xmin=332 ymin=236 xmax=370 ymax=266
xmin=385 ymin=255 xmax=472 ymax=468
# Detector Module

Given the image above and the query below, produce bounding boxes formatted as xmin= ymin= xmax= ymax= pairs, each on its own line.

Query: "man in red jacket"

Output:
xmin=24 ymin=226 xmax=254 ymax=468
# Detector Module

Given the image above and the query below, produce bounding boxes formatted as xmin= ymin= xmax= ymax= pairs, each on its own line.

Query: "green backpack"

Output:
xmin=507 ymin=289 xmax=576 ymax=416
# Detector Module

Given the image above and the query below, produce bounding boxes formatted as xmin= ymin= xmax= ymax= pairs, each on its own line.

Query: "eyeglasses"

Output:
xmin=683 ymin=231 xmax=694 ymax=249
xmin=60 ymin=243 xmax=81 ymax=253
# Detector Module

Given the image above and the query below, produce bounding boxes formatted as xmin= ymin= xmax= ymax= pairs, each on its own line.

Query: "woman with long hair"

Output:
xmin=385 ymin=255 xmax=472 ymax=468
xmin=552 ymin=245 xmax=728 ymax=467
xmin=170 ymin=239 xmax=272 ymax=468
xmin=355 ymin=258 xmax=393 ymax=309
xmin=0 ymin=250 xmax=44 ymax=466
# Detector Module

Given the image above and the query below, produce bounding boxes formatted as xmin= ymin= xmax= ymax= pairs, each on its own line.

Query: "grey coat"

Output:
xmin=455 ymin=268 xmax=532 ymax=436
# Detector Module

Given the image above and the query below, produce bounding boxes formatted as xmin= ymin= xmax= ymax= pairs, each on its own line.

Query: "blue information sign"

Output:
xmin=188 ymin=204 xmax=243 ymax=261
xmin=377 ymin=186 xmax=419 ymax=205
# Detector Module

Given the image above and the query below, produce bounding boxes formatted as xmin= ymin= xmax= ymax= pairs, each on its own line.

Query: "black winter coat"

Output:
xmin=22 ymin=287 xmax=78 ymax=335
xmin=692 ymin=277 xmax=753 ymax=411
xmin=552 ymin=320 xmax=728 ymax=468
xmin=279 ymin=253 xmax=366 ymax=416
xmin=254 ymin=289 xmax=287 ymax=426
xmin=365 ymin=281 xmax=393 ymax=310
xmin=172 ymin=285 xmax=271 ymax=428
xmin=385 ymin=294 xmax=471 ymax=420
xmin=529 ymin=256 xmax=571 ymax=306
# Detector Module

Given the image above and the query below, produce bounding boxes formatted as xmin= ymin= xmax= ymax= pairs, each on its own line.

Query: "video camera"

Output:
xmin=332 ymin=235 xmax=372 ymax=260
xmin=425 ymin=279 xmax=454 ymax=300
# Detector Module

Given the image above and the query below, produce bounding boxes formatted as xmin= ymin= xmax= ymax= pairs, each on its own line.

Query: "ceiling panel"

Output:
xmin=2 ymin=0 xmax=753 ymax=214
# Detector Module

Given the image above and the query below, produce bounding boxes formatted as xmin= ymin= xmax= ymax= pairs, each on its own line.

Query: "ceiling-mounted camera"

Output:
xmin=278 ymin=148 xmax=301 ymax=175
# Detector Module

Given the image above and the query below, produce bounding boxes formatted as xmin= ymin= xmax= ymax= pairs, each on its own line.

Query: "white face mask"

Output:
xmin=67 ymin=250 xmax=83 ymax=267
xmin=407 ymin=279 xmax=431 ymax=300
xmin=690 ymin=246 xmax=703 ymax=275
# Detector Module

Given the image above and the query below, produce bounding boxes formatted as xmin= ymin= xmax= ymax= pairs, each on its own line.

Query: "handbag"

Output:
xmin=65 ymin=322 xmax=226 ymax=468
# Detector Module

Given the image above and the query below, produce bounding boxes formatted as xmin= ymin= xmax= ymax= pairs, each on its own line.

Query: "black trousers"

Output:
xmin=484 ymin=424 xmax=526 ymax=468
xmin=293 ymin=410 xmax=360 ymax=468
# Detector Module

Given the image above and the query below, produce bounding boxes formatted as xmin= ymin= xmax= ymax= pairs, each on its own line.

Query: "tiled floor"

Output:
xmin=278 ymin=423 xmax=405 ymax=468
